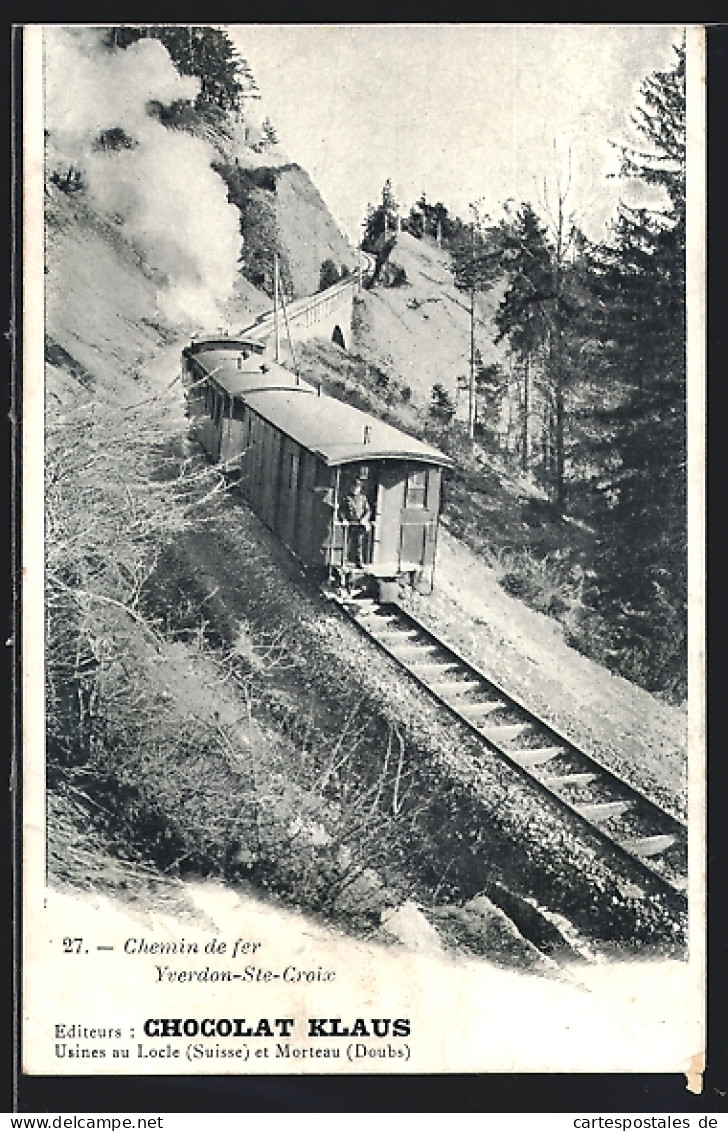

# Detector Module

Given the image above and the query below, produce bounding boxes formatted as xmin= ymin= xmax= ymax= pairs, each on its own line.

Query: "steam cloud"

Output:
xmin=44 ymin=27 xmax=243 ymax=326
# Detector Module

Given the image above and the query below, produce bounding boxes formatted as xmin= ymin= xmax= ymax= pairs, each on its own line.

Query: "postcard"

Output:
xmin=21 ymin=23 xmax=705 ymax=1088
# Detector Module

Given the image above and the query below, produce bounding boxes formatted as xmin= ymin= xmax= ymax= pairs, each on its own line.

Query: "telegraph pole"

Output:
xmin=467 ymin=199 xmax=489 ymax=443
xmin=273 ymin=254 xmax=280 ymax=362
xmin=468 ymin=213 xmax=476 ymax=442
xmin=522 ymin=356 xmax=530 ymax=475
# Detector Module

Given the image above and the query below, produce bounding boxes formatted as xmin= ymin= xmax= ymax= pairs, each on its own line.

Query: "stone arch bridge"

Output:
xmin=242 ymin=271 xmax=361 ymax=355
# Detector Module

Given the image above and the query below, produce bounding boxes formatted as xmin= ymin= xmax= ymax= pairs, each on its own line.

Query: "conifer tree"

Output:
xmin=104 ymin=25 xmax=254 ymax=111
xmin=362 ymin=179 xmax=399 ymax=248
xmin=261 ymin=117 xmax=279 ymax=146
xmin=588 ymin=41 xmax=686 ymax=697
xmin=361 ymin=180 xmax=400 ymax=287
xmin=494 ymin=201 xmax=587 ymax=505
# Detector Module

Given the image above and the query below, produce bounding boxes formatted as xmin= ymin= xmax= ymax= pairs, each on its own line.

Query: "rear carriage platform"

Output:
xmin=182 ymin=335 xmax=453 ymax=601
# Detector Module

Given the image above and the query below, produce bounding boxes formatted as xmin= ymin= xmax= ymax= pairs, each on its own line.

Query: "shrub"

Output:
xmin=49 ymin=166 xmax=84 ymax=194
xmin=494 ymin=549 xmax=577 ymax=620
xmin=384 ymin=262 xmax=408 ymax=287
xmin=319 ymin=258 xmax=340 ymax=291
xmin=430 ymin=383 xmax=456 ymax=422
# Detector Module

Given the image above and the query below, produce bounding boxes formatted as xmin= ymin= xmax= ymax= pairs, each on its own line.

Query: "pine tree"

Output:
xmin=361 ymin=180 xmax=401 ymax=287
xmin=587 ymin=41 xmax=687 ymax=698
xmin=494 ymin=202 xmax=587 ymax=504
xmin=104 ymin=25 xmax=253 ymax=111
xmin=261 ymin=117 xmax=278 ymax=146
xmin=362 ymin=179 xmax=399 ymax=249
xmin=449 ymin=220 xmax=499 ymax=295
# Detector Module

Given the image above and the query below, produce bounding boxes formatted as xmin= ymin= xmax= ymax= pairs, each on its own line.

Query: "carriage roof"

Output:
xmin=193 ymin=351 xmax=318 ymax=398
xmin=185 ymin=335 xmax=265 ymax=356
xmin=242 ymin=388 xmax=453 ymax=468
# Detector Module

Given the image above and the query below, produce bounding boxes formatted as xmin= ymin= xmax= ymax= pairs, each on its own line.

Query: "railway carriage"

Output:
xmin=183 ymin=336 xmax=452 ymax=597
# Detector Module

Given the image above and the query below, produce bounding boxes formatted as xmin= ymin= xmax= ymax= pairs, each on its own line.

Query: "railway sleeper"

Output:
xmin=408 ymin=660 xmax=461 ymax=676
xmin=389 ymin=642 xmax=443 ymax=658
xmin=573 ymin=800 xmax=633 ymax=821
xmin=353 ymin=606 xmax=400 ymax=624
xmin=539 ymin=772 xmax=598 ymax=789
xmin=624 ymin=834 xmax=678 ymax=858
xmin=458 ymin=700 xmax=505 ymax=719
xmin=479 ymin=722 xmax=533 ymax=741
xmin=432 ymin=678 xmax=493 ymax=697
xmin=357 ymin=616 xmax=404 ymax=634
xmin=370 ymin=627 xmax=422 ymax=641
xmin=509 ymin=746 xmax=564 ymax=765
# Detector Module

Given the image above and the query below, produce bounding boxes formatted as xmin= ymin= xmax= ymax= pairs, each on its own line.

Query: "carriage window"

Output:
xmin=405 ymin=467 xmax=428 ymax=508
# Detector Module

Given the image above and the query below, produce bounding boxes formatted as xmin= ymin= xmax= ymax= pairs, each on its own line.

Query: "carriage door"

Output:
xmin=399 ymin=464 xmax=439 ymax=583
xmin=372 ymin=463 xmax=405 ymax=568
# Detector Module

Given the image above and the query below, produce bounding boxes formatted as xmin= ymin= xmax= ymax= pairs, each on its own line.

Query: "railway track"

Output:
xmin=332 ymin=592 xmax=688 ymax=906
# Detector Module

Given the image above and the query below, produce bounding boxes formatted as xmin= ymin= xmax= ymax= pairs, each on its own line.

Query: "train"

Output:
xmin=182 ymin=334 xmax=452 ymax=600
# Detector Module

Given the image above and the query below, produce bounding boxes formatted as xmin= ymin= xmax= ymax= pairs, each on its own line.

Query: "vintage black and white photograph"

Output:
xmin=22 ymin=23 xmax=704 ymax=1080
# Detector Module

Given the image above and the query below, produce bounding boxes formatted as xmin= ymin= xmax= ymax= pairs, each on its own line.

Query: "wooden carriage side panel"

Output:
xmin=240 ymin=410 xmax=257 ymax=505
xmin=256 ymin=418 xmax=268 ymax=518
xmin=244 ymin=411 xmax=268 ymax=520
xmin=218 ymin=392 xmax=230 ymax=462
xmin=259 ymin=421 xmax=282 ymax=529
xmin=421 ymin=466 xmax=442 ymax=579
xmin=196 ymin=417 xmax=219 ymax=462
xmin=211 ymin=388 xmax=224 ymax=463
xmin=237 ymin=408 xmax=254 ymax=502
xmin=275 ymin=435 xmax=300 ymax=553
xmin=295 ymin=450 xmax=318 ymax=564
xmin=184 ymin=357 xmax=206 ymax=420
xmin=399 ymin=521 xmax=427 ymax=566
xmin=194 ymin=379 xmax=223 ymax=462
xmin=426 ymin=465 xmax=442 ymax=519
xmin=219 ymin=394 xmax=246 ymax=465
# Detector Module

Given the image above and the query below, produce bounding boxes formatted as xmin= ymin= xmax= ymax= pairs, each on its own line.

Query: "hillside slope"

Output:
xmin=353 ymin=232 xmax=507 ymax=412
xmin=211 ymin=157 xmax=355 ymax=301
xmin=273 ymin=163 xmax=356 ymax=296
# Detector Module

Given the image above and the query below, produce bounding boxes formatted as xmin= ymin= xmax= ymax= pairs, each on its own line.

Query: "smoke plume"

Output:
xmin=44 ymin=27 xmax=243 ymax=326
